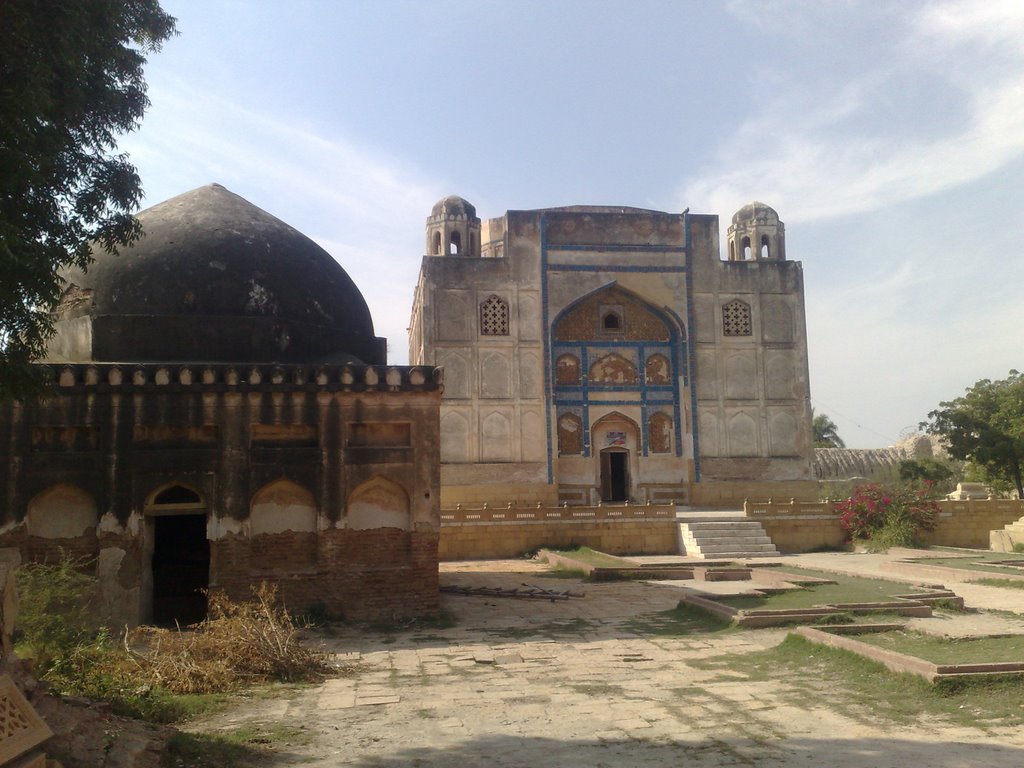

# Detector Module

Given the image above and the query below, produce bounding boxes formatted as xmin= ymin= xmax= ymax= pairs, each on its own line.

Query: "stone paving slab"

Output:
xmin=183 ymin=553 xmax=1024 ymax=766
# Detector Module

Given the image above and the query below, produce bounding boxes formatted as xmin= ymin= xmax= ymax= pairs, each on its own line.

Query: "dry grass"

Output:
xmin=122 ymin=583 xmax=333 ymax=694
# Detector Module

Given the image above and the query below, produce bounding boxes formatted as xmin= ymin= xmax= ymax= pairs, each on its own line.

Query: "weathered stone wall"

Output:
xmin=690 ymin=480 xmax=819 ymax=509
xmin=0 ymin=362 xmax=442 ymax=626
xmin=745 ymin=498 xmax=1024 ymax=552
xmin=439 ymin=505 xmax=678 ymax=559
xmin=929 ymin=500 xmax=1024 ymax=549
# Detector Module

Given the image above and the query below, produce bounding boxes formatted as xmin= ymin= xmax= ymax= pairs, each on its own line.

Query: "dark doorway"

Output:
xmin=152 ymin=514 xmax=209 ymax=626
xmin=600 ymin=450 xmax=629 ymax=502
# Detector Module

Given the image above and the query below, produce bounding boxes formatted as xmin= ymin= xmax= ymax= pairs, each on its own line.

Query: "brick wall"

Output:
xmin=212 ymin=528 xmax=438 ymax=621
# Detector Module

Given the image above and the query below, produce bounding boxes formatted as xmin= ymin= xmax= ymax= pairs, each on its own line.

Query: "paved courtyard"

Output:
xmin=192 ymin=553 xmax=1024 ymax=767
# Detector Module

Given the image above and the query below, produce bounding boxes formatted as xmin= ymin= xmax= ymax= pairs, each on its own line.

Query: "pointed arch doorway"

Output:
xmin=592 ymin=412 xmax=639 ymax=503
xmin=599 ymin=448 xmax=630 ymax=502
xmin=144 ymin=484 xmax=209 ymax=626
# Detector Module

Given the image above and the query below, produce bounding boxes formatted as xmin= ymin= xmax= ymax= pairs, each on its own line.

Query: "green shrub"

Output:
xmin=15 ymin=556 xmax=102 ymax=673
xmin=837 ymin=484 xmax=938 ymax=550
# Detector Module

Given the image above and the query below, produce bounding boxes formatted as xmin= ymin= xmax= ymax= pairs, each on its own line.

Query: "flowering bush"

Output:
xmin=835 ymin=483 xmax=939 ymax=549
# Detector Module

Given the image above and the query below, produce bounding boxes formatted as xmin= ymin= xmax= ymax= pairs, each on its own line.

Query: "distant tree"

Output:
xmin=922 ymin=371 xmax=1024 ymax=498
xmin=812 ymin=410 xmax=846 ymax=449
xmin=0 ymin=0 xmax=176 ymax=401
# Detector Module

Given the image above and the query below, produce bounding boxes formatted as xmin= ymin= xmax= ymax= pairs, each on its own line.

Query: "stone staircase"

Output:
xmin=992 ymin=517 xmax=1024 ymax=552
xmin=678 ymin=513 xmax=780 ymax=559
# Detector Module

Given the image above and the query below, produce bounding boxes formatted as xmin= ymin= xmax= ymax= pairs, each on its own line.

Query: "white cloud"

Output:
xmin=681 ymin=1 xmax=1024 ymax=223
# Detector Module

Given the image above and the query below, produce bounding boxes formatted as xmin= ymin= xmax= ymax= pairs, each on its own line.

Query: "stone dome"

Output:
xmin=430 ymin=195 xmax=477 ymax=220
xmin=731 ymin=201 xmax=780 ymax=226
xmin=48 ymin=184 xmax=385 ymax=365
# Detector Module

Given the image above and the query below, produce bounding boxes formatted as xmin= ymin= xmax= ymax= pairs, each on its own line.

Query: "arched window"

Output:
xmin=742 ymin=236 xmax=751 ymax=260
xmin=432 ymin=231 xmax=442 ymax=254
xmin=602 ymin=311 xmax=621 ymax=330
xmin=480 ymin=294 xmax=509 ymax=336
xmin=450 ymin=230 xmax=461 ymax=255
xmin=760 ymin=235 xmax=770 ymax=259
xmin=722 ymin=300 xmax=752 ymax=337
xmin=644 ymin=354 xmax=671 ymax=384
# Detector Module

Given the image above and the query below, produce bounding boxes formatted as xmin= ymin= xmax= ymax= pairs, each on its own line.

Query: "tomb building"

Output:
xmin=409 ymin=198 xmax=815 ymax=509
xmin=0 ymin=184 xmax=441 ymax=626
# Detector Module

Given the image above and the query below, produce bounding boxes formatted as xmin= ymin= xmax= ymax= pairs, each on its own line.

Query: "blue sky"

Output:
xmin=121 ymin=0 xmax=1024 ymax=449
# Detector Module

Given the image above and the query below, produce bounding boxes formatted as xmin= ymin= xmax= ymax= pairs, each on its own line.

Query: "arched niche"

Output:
xmin=727 ymin=412 xmax=758 ymax=457
xmin=645 ymin=353 xmax=671 ymax=384
xmin=555 ymin=353 xmax=581 ymax=386
xmin=250 ymin=480 xmax=317 ymax=535
xmin=589 ymin=353 xmax=638 ymax=385
xmin=26 ymin=484 xmax=98 ymax=540
xmin=440 ymin=411 xmax=470 ymax=463
xmin=347 ymin=477 xmax=410 ymax=531
xmin=647 ymin=412 xmax=673 ymax=454
xmin=480 ymin=410 xmax=512 ymax=461
xmin=557 ymin=412 xmax=583 ymax=455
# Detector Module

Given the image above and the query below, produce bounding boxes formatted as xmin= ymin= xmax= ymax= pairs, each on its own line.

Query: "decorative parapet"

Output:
xmin=37 ymin=363 xmax=443 ymax=394
xmin=441 ymin=503 xmax=676 ymax=524
xmin=743 ymin=497 xmax=1024 ymax=519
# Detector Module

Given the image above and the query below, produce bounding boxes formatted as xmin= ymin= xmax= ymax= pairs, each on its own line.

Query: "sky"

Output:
xmin=120 ymin=0 xmax=1024 ymax=449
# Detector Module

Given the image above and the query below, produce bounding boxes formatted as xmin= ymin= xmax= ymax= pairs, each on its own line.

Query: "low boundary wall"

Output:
xmin=439 ymin=498 xmax=1024 ymax=559
xmin=744 ymin=498 xmax=1024 ymax=552
xmin=438 ymin=504 xmax=678 ymax=560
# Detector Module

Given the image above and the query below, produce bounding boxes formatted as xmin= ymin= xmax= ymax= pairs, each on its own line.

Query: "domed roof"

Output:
xmin=731 ymin=201 xmax=780 ymax=226
xmin=430 ymin=195 xmax=477 ymax=220
xmin=49 ymin=184 xmax=385 ymax=365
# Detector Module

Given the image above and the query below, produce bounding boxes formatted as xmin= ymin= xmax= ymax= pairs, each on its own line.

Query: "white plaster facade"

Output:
xmin=409 ymin=199 xmax=814 ymax=508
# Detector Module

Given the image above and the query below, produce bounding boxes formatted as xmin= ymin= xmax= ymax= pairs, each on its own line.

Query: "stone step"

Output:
xmin=691 ymin=542 xmax=779 ymax=554
xmin=682 ymin=535 xmax=774 ymax=547
xmin=678 ymin=519 xmax=780 ymax=559
xmin=682 ymin=521 xmax=768 ymax=532
xmin=694 ymin=551 xmax=780 ymax=560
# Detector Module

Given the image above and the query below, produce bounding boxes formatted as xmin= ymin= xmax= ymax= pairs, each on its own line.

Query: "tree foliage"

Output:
xmin=0 ymin=0 xmax=176 ymax=400
xmin=812 ymin=409 xmax=846 ymax=449
xmin=922 ymin=370 xmax=1024 ymax=498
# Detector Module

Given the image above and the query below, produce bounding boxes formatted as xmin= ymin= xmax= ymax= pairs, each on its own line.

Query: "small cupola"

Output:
xmin=426 ymin=195 xmax=481 ymax=257
xmin=727 ymin=201 xmax=785 ymax=262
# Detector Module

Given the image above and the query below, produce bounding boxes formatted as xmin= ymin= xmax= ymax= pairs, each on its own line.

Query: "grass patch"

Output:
xmin=695 ymin=633 xmax=1024 ymax=728
xmin=855 ymin=630 xmax=1024 ymax=665
xmin=545 ymin=546 xmax=632 ymax=568
xmin=483 ymin=617 xmax=596 ymax=639
xmin=717 ymin=569 xmax=932 ymax=611
xmin=163 ymin=723 xmax=314 ymax=768
xmin=622 ymin=602 xmax=734 ymax=636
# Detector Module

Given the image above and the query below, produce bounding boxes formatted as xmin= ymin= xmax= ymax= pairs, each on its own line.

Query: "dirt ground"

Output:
xmin=185 ymin=555 xmax=1024 ymax=767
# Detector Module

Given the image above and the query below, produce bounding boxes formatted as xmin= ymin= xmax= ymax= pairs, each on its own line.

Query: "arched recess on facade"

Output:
xmin=26 ymin=484 xmax=99 ymax=563
xmin=249 ymin=479 xmax=318 ymax=571
xmin=555 ymin=353 xmax=581 ymax=385
xmin=347 ymin=476 xmax=411 ymax=531
xmin=647 ymin=411 xmax=674 ymax=454
xmin=440 ymin=411 xmax=471 ymax=463
xmin=551 ymin=281 xmax=686 ymax=344
xmin=557 ymin=411 xmax=584 ymax=455
xmin=591 ymin=411 xmax=641 ymax=502
xmin=589 ymin=352 xmax=638 ymax=385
